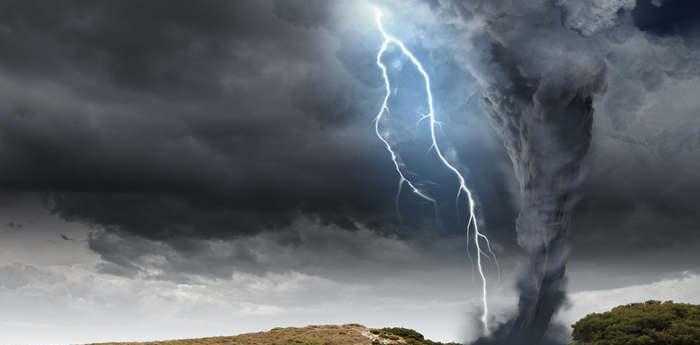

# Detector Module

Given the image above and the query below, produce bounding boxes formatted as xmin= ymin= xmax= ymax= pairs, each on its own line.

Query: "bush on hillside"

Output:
xmin=571 ymin=300 xmax=700 ymax=345
xmin=376 ymin=327 xmax=460 ymax=345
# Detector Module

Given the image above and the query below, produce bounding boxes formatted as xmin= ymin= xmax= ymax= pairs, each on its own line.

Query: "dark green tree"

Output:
xmin=571 ymin=300 xmax=700 ymax=345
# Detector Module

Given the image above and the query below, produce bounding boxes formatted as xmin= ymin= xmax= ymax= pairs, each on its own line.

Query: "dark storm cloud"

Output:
xmin=0 ymin=0 xmax=406 ymax=241
xmin=0 ymin=0 xmax=518 ymax=279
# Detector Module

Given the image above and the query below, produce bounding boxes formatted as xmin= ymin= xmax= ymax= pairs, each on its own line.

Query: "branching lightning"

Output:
xmin=372 ymin=7 xmax=496 ymax=334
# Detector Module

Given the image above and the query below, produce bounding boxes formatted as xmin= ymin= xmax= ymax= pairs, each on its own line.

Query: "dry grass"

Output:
xmin=89 ymin=324 xmax=375 ymax=345
xmin=88 ymin=324 xmax=461 ymax=345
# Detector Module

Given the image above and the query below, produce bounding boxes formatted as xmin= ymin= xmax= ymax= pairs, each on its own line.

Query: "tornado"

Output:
xmin=479 ymin=56 xmax=605 ymax=345
xmin=459 ymin=1 xmax=608 ymax=344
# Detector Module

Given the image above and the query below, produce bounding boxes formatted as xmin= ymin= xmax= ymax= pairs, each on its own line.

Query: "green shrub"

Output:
xmin=373 ymin=327 xmax=460 ymax=345
xmin=381 ymin=327 xmax=425 ymax=341
xmin=571 ymin=300 xmax=700 ymax=345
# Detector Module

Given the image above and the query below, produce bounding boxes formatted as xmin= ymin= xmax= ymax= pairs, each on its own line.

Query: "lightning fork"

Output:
xmin=373 ymin=7 xmax=497 ymax=334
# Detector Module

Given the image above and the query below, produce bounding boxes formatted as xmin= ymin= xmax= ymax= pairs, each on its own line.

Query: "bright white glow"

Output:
xmin=372 ymin=7 xmax=496 ymax=334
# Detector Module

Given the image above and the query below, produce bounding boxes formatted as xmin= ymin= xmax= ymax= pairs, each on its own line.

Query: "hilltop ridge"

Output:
xmin=90 ymin=324 xmax=460 ymax=345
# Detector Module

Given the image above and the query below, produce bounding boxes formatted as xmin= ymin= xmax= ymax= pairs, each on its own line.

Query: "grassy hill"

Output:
xmin=90 ymin=324 xmax=459 ymax=345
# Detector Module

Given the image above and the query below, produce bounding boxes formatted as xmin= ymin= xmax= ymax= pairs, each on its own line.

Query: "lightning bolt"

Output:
xmin=372 ymin=7 xmax=496 ymax=334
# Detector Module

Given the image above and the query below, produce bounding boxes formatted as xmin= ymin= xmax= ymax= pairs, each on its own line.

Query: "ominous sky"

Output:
xmin=0 ymin=0 xmax=699 ymax=344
